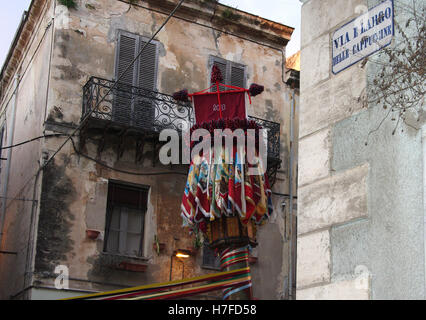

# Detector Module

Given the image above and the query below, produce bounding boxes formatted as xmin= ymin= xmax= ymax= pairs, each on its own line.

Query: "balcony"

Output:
xmin=81 ymin=77 xmax=281 ymax=184
xmin=82 ymin=76 xmax=194 ymax=133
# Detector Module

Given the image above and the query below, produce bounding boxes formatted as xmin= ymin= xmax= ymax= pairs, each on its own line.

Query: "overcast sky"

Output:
xmin=219 ymin=0 xmax=301 ymax=56
xmin=0 ymin=0 xmax=301 ymax=68
xmin=0 ymin=0 xmax=32 ymax=68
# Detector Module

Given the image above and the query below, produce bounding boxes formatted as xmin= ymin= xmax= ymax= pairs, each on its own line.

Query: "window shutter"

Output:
xmin=116 ymin=34 xmax=138 ymax=85
xmin=137 ymin=40 xmax=157 ymax=90
xmin=114 ymin=32 xmax=159 ymax=130
xmin=230 ymin=64 xmax=245 ymax=88
xmin=114 ymin=32 xmax=139 ymax=126
xmin=210 ymin=56 xmax=246 ymax=92
xmin=135 ymin=39 xmax=158 ymax=129
xmin=211 ymin=59 xmax=228 ymax=92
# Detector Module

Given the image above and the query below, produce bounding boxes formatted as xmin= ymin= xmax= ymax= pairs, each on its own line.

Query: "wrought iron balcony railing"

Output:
xmin=82 ymin=76 xmax=194 ymax=133
xmin=248 ymin=116 xmax=281 ymax=161
xmin=82 ymin=76 xmax=281 ymax=160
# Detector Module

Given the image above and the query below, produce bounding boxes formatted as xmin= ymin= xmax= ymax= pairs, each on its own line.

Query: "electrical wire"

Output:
xmin=0 ymin=196 xmax=37 ymax=202
xmin=272 ymin=191 xmax=297 ymax=199
xmin=39 ymin=0 xmax=186 ymax=173
xmin=0 ymin=134 xmax=67 ymax=150
xmin=1 ymin=0 xmax=186 ymax=212
xmin=69 ymin=137 xmax=187 ymax=177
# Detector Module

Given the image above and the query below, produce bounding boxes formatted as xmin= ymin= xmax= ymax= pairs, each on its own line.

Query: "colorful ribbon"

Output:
xmin=62 ymin=267 xmax=251 ymax=300
xmin=220 ymin=246 xmax=250 ymax=270
xmin=220 ymin=246 xmax=252 ymax=300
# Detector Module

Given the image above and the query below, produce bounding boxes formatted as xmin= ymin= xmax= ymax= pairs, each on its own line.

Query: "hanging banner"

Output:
xmin=332 ymin=0 xmax=394 ymax=74
xmin=192 ymin=91 xmax=246 ymax=124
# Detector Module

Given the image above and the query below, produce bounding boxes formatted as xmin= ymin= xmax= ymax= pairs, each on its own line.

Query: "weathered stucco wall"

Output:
xmin=298 ymin=0 xmax=425 ymax=299
xmin=0 ymin=0 xmax=55 ymax=299
xmin=14 ymin=0 xmax=297 ymax=300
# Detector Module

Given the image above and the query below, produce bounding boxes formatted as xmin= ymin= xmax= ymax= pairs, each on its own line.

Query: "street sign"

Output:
xmin=332 ymin=0 xmax=394 ymax=74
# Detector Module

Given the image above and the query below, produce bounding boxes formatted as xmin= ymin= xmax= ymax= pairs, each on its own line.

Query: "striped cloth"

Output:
xmin=62 ymin=267 xmax=252 ymax=300
xmin=220 ymin=246 xmax=252 ymax=300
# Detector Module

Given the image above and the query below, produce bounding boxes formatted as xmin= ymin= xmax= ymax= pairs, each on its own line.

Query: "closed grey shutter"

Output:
xmin=230 ymin=64 xmax=245 ymax=88
xmin=114 ymin=32 xmax=139 ymax=126
xmin=211 ymin=59 xmax=228 ymax=92
xmin=137 ymin=41 xmax=157 ymax=90
xmin=135 ymin=40 xmax=157 ymax=130
xmin=210 ymin=56 xmax=246 ymax=92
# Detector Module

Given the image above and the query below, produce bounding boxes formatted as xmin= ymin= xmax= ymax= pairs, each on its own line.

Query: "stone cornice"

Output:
xmin=0 ymin=0 xmax=47 ymax=102
xmin=0 ymin=0 xmax=295 ymax=101
xmin=142 ymin=0 xmax=294 ymax=48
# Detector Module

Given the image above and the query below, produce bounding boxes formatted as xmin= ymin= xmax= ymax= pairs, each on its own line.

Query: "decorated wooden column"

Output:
xmin=207 ymin=217 xmax=258 ymax=300
xmin=174 ymin=66 xmax=272 ymax=300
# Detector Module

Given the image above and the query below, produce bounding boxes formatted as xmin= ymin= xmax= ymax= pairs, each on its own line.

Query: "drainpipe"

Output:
xmin=288 ymin=84 xmax=296 ymax=300
xmin=281 ymin=49 xmax=298 ymax=300
xmin=422 ymin=125 xmax=426 ymax=294
xmin=0 ymin=74 xmax=20 ymax=249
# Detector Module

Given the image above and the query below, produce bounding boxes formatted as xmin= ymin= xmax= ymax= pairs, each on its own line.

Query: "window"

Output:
xmin=202 ymin=242 xmax=221 ymax=270
xmin=0 ymin=125 xmax=4 ymax=185
xmin=114 ymin=30 xmax=159 ymax=129
xmin=209 ymin=56 xmax=246 ymax=92
xmin=0 ymin=125 xmax=4 ymax=161
xmin=104 ymin=181 xmax=149 ymax=257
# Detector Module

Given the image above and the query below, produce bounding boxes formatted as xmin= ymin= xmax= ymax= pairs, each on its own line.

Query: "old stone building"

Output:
xmin=0 ymin=0 xmax=298 ymax=300
xmin=297 ymin=0 xmax=425 ymax=299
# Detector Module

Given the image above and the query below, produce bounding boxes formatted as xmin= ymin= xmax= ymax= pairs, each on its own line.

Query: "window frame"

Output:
xmin=103 ymin=180 xmax=150 ymax=258
xmin=113 ymin=30 xmax=160 ymax=91
xmin=112 ymin=30 xmax=161 ymax=129
xmin=208 ymin=55 xmax=247 ymax=90
xmin=0 ymin=124 xmax=4 ymax=164
xmin=201 ymin=242 xmax=222 ymax=271
xmin=0 ymin=124 xmax=4 ymax=188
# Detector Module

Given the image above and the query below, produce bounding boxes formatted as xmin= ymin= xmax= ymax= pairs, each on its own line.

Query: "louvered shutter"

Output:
xmin=137 ymin=41 xmax=157 ymax=90
xmin=114 ymin=33 xmax=139 ymax=126
xmin=134 ymin=40 xmax=157 ymax=130
xmin=211 ymin=59 xmax=228 ymax=92
xmin=230 ymin=64 xmax=245 ymax=88
xmin=210 ymin=56 xmax=246 ymax=91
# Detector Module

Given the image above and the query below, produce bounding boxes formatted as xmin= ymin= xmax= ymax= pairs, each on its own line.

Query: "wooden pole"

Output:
xmin=216 ymin=81 xmax=223 ymax=119
xmin=219 ymin=246 xmax=252 ymax=300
